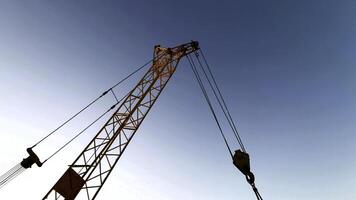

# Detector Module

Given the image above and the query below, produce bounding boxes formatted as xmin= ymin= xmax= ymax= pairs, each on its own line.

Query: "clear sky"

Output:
xmin=0 ymin=1 xmax=355 ymax=200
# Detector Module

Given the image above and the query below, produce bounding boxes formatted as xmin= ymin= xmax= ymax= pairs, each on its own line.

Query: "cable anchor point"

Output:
xmin=20 ymin=148 xmax=43 ymax=169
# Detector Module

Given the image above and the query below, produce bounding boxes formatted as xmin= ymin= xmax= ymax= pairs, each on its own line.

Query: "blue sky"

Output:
xmin=0 ymin=1 xmax=355 ymax=200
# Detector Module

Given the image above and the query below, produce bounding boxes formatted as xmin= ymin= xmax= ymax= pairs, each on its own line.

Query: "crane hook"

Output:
xmin=233 ymin=149 xmax=263 ymax=200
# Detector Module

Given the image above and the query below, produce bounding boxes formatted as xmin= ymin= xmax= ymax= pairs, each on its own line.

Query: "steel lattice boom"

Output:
xmin=43 ymin=41 xmax=199 ymax=200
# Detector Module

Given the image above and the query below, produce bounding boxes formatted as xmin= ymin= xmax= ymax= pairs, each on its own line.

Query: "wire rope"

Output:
xmin=199 ymin=49 xmax=247 ymax=152
xmin=31 ymin=55 xmax=163 ymax=148
xmin=194 ymin=52 xmax=246 ymax=152
xmin=187 ymin=54 xmax=233 ymax=158
xmin=43 ymin=101 xmax=120 ymax=163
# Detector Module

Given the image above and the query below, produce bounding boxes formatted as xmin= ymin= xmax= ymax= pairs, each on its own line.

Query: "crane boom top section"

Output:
xmin=43 ymin=41 xmax=199 ymax=200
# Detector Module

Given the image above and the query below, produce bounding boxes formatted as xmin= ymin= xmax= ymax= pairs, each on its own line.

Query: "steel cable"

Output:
xmin=199 ymin=49 xmax=246 ymax=152
xmin=31 ymin=55 xmax=162 ymax=148
xmin=187 ymin=54 xmax=233 ymax=158
xmin=194 ymin=51 xmax=246 ymax=152
xmin=197 ymin=50 xmax=263 ymax=200
xmin=42 ymin=95 xmax=126 ymax=163
xmin=0 ymin=163 xmax=25 ymax=189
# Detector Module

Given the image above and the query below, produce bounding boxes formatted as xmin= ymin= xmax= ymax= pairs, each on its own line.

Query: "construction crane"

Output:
xmin=43 ymin=41 xmax=200 ymax=200
xmin=0 ymin=41 xmax=263 ymax=200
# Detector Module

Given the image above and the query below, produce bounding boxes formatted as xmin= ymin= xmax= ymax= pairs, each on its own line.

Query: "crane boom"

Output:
xmin=43 ymin=41 xmax=199 ymax=200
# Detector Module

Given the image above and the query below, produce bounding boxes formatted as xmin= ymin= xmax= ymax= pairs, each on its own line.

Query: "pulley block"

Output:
xmin=233 ymin=149 xmax=255 ymax=184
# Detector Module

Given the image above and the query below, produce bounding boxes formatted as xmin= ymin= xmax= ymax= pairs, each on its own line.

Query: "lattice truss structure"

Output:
xmin=43 ymin=41 xmax=199 ymax=200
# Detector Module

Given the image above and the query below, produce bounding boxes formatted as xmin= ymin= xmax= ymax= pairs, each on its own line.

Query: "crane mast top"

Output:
xmin=43 ymin=41 xmax=199 ymax=200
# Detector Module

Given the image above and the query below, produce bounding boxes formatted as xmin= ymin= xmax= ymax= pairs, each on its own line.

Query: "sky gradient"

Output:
xmin=0 ymin=1 xmax=355 ymax=200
